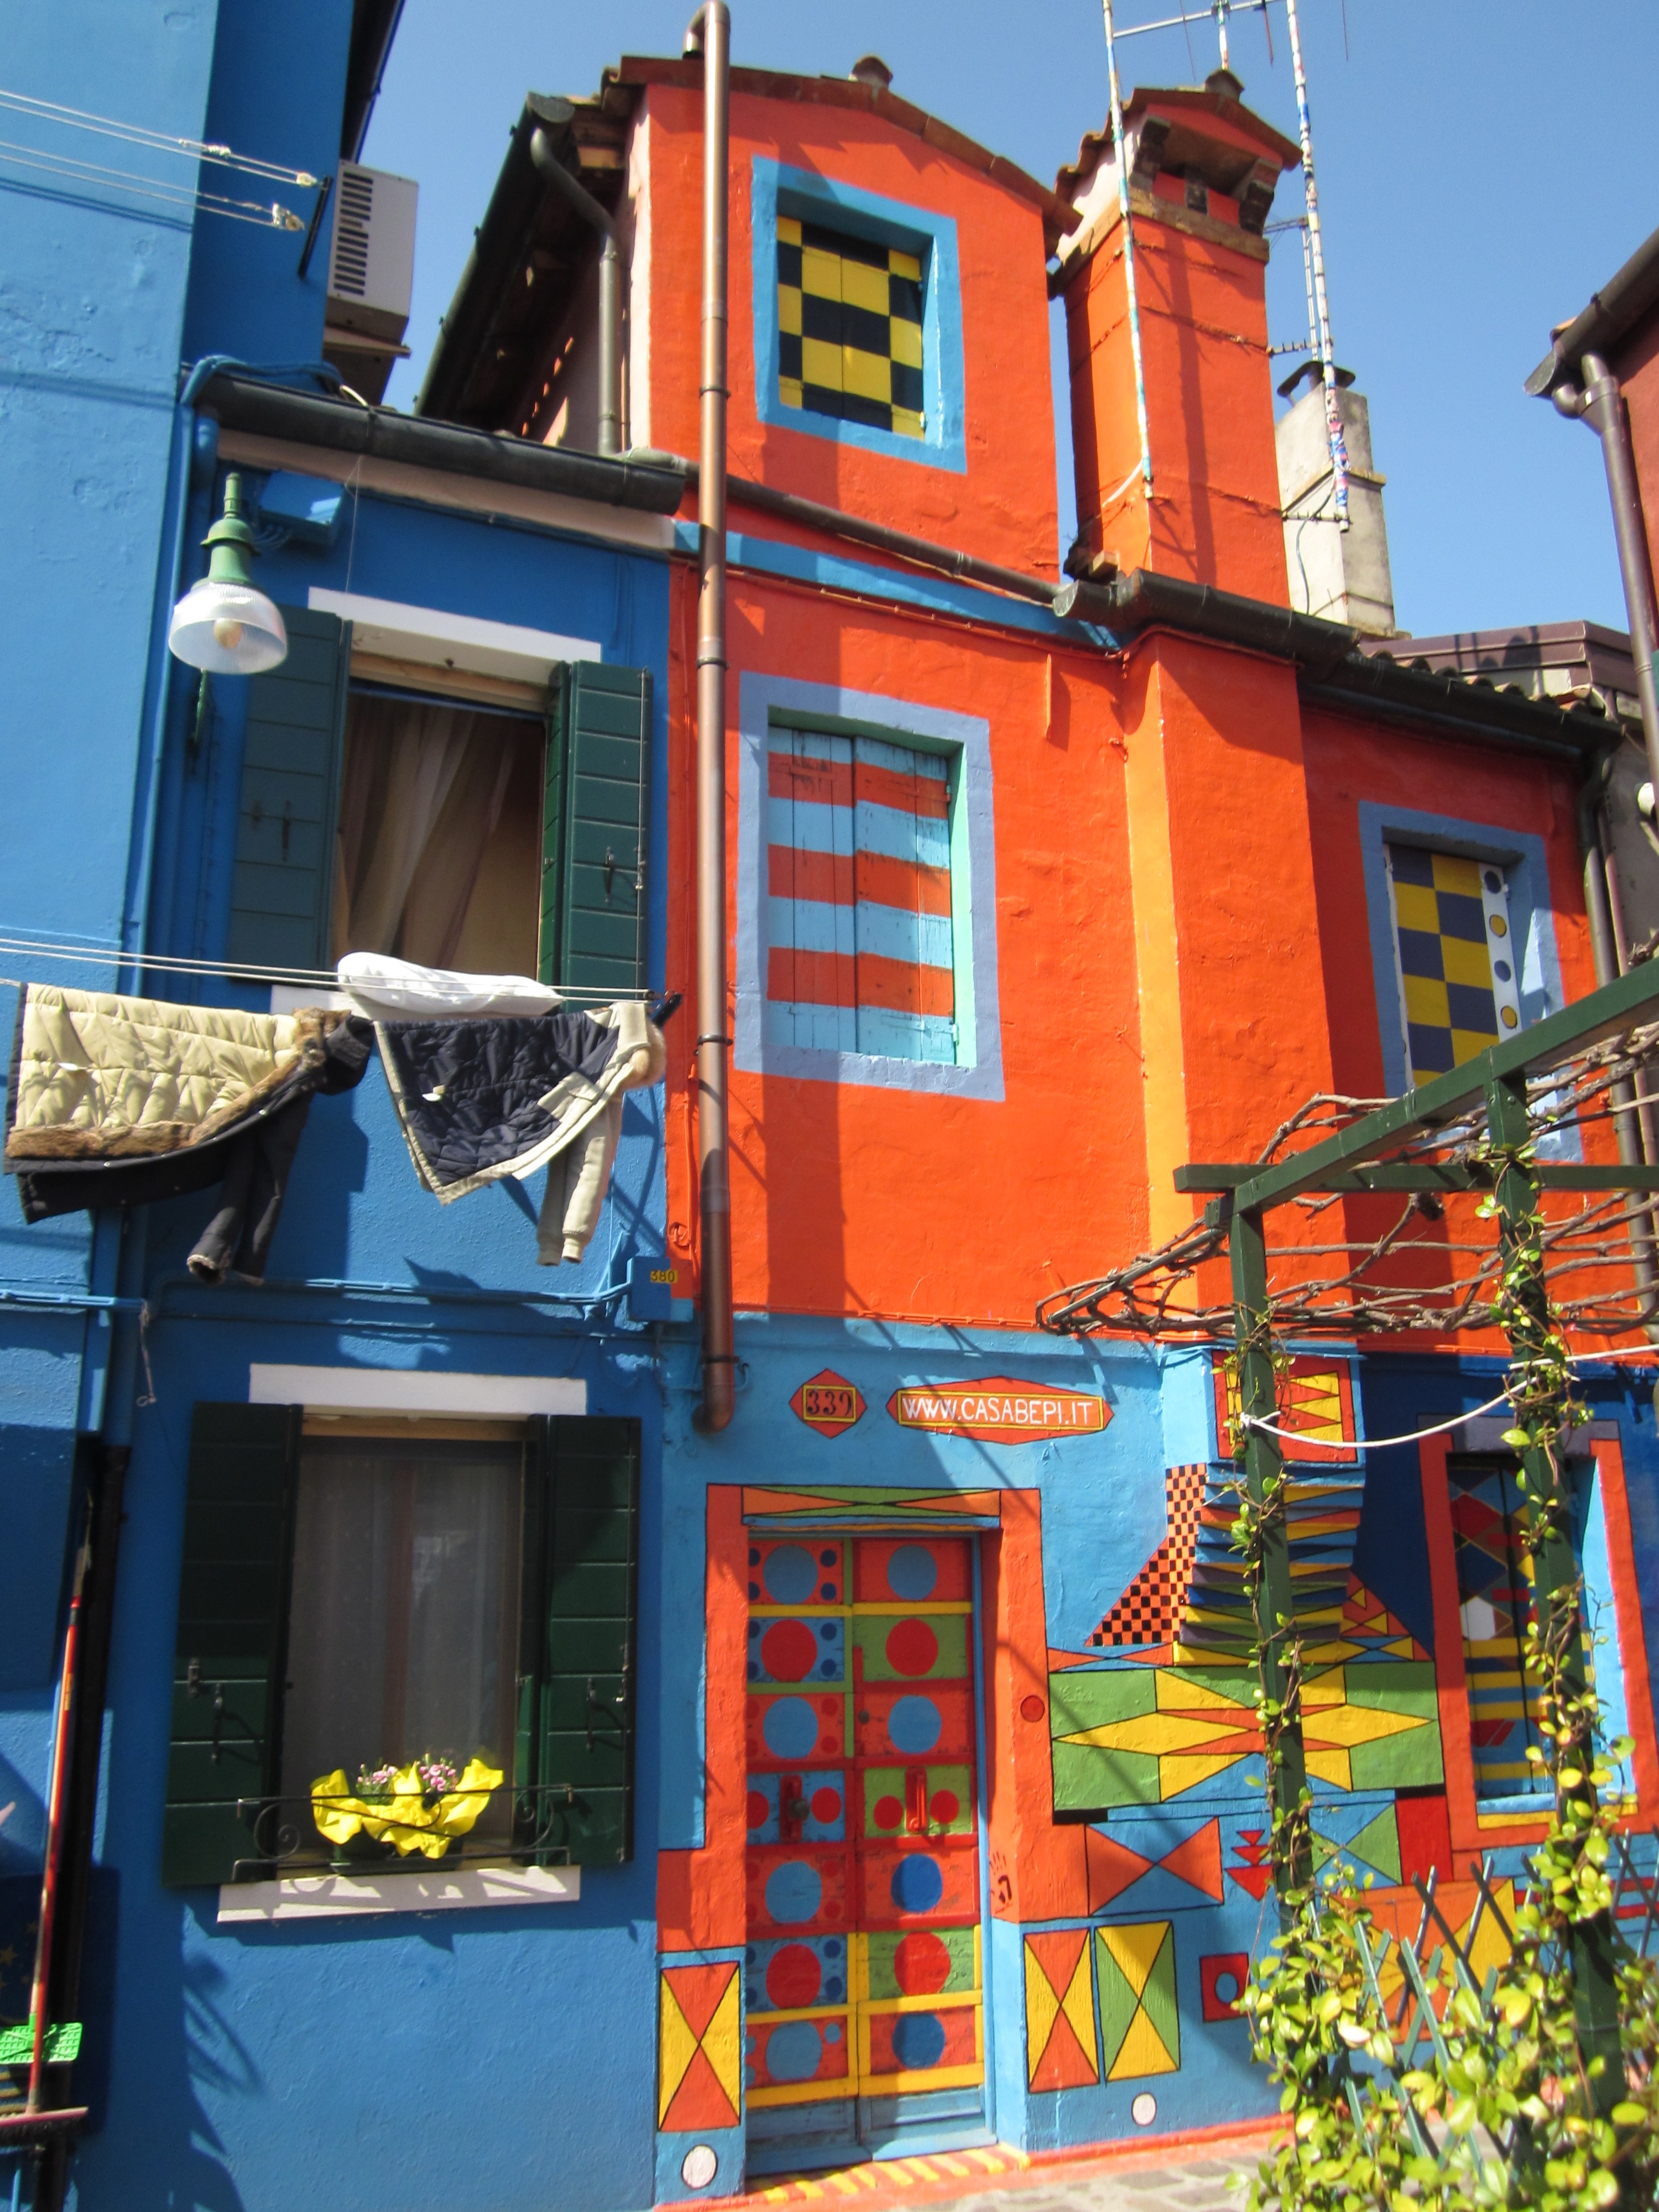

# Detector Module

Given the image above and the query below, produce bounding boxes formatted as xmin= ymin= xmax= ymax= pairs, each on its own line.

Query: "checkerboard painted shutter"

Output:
xmin=161 ymin=1403 xmax=299 ymax=1887
xmin=546 ymin=662 xmax=651 ymax=998
xmin=225 ymin=608 xmax=349 ymax=973
xmin=528 ymin=1416 xmax=640 ymax=1866
xmin=765 ymin=728 xmax=955 ymax=1063
xmin=1384 ymin=843 xmax=1522 ymax=1088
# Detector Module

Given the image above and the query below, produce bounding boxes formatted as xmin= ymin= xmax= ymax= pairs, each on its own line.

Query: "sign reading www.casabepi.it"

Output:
xmin=886 ymin=1378 xmax=1110 ymax=1445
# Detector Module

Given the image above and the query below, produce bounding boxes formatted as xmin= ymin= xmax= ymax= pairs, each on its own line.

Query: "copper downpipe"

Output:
xmin=692 ymin=0 xmax=734 ymax=1431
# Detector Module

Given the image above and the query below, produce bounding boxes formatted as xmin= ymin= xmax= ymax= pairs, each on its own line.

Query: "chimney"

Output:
xmin=1275 ymin=363 xmax=1397 ymax=635
xmin=1055 ymin=71 xmax=1299 ymax=599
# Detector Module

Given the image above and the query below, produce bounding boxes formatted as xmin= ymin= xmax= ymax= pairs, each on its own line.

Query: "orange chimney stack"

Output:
xmin=1055 ymin=69 xmax=1298 ymax=601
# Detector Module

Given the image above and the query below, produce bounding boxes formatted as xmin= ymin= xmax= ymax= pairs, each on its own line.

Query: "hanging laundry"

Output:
xmin=4 ymin=984 xmax=371 ymax=1283
xmin=375 ymin=1000 xmax=667 ymax=1264
xmin=336 ymin=951 xmax=561 ymax=1022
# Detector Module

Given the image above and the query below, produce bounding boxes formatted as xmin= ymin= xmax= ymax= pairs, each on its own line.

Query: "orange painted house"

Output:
xmin=404 ymin=45 xmax=1658 ymax=2203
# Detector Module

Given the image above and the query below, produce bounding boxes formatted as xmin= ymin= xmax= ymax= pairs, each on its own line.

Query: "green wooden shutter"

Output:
xmin=537 ymin=668 xmax=569 ymax=988
xmin=225 ymin=607 xmax=349 ymax=973
xmin=555 ymin=662 xmax=652 ymax=997
xmin=161 ymin=1403 xmax=299 ymax=1887
xmin=529 ymin=1415 xmax=640 ymax=1866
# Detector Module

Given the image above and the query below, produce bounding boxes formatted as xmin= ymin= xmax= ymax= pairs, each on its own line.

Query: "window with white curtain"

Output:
xmin=280 ymin=1428 xmax=524 ymax=1839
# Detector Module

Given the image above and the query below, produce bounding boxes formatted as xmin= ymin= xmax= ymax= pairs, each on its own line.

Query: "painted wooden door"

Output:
xmin=744 ymin=1533 xmax=984 ymax=2171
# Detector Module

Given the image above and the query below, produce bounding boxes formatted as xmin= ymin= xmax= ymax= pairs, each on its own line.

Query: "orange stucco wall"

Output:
xmin=632 ymin=84 xmax=1058 ymax=576
xmin=662 ymin=564 xmax=1151 ymax=1326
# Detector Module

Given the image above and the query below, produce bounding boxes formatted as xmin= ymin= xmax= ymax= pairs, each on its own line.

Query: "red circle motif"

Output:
xmin=765 ymin=1943 xmax=823 ymax=2010
xmin=810 ymin=1787 xmax=842 ymax=1826
xmin=929 ymin=1790 xmax=959 ymax=1827
xmin=1020 ymin=1694 xmax=1046 ymax=1723
xmin=884 ymin=1619 xmax=939 ymax=1678
xmin=747 ymin=1790 xmax=769 ymax=1830
xmin=760 ymin=1619 xmax=818 ymax=1681
xmin=892 ymin=1932 xmax=952 ymax=1995
xmin=873 ymin=1796 xmax=902 ymax=1831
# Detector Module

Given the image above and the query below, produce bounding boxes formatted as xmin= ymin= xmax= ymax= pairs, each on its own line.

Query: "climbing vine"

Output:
xmin=1234 ymin=1130 xmax=1659 ymax=2211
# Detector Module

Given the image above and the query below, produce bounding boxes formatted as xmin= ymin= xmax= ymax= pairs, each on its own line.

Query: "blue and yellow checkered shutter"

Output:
xmin=777 ymin=216 xmax=925 ymax=439
xmin=1385 ymin=844 xmax=1522 ymax=1087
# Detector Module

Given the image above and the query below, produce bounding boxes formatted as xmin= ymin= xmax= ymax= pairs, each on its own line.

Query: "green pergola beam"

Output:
xmin=1217 ymin=960 xmax=1659 ymax=1217
xmin=1177 ymin=1162 xmax=1659 ymax=1195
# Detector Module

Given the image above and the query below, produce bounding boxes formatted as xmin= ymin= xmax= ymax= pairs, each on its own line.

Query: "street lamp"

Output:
xmin=166 ymin=471 xmax=288 ymax=674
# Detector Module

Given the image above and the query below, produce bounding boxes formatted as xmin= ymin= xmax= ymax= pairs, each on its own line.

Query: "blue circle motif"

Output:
xmin=892 ymin=2012 xmax=947 ymax=2069
xmin=820 ymin=1621 xmax=839 ymax=1641
xmin=820 ymin=1549 xmax=838 ymax=1567
xmin=890 ymin=1853 xmax=945 ymax=1914
xmin=821 ymin=1583 xmax=837 ymax=1599
xmin=763 ymin=1545 xmax=818 ymax=1603
xmin=886 ymin=1544 xmax=939 ymax=1600
xmin=887 ymin=1694 xmax=943 ymax=1755
xmin=825 ymin=2021 xmax=843 ymax=2044
xmin=819 ymin=1659 xmax=839 ymax=1679
xmin=766 ymin=2021 xmax=825 ymax=2081
xmin=762 ymin=1696 xmax=820 ymax=1759
xmin=765 ymin=1860 xmax=823 ymax=1924
xmin=825 ymin=1977 xmax=844 ymax=1999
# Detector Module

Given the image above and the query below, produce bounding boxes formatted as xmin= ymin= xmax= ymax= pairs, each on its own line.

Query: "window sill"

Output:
xmin=216 ymin=1859 xmax=581 ymax=1924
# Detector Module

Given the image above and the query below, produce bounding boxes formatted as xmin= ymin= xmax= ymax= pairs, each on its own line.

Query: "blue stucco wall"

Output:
xmin=0 ymin=0 xmax=222 ymax=1968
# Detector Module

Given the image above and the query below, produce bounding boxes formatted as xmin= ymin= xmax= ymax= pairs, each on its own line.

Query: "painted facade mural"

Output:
xmin=0 ymin=12 xmax=1655 ymax=2212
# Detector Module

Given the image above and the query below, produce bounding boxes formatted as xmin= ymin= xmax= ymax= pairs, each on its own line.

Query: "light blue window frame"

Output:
xmin=1357 ymin=802 xmax=1571 ymax=1135
xmin=750 ymin=156 xmax=967 ymax=474
xmin=735 ymin=673 xmax=1003 ymax=1101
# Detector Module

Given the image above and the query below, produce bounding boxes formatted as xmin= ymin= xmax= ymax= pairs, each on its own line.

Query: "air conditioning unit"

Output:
xmin=322 ymin=160 xmax=418 ymax=404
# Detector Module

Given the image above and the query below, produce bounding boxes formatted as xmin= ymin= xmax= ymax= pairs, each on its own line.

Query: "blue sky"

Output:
xmin=365 ymin=1 xmax=1659 ymax=640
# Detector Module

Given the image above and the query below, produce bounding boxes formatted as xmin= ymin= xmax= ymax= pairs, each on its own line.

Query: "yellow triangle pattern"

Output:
xmin=1107 ymin=2002 xmax=1177 ymax=2082
xmin=658 ymin=1979 xmax=698 ymax=2126
xmin=1024 ymin=1941 xmax=1061 ymax=2068
xmin=703 ymin=1969 xmax=743 ymax=2116
xmin=1060 ymin=1945 xmax=1098 ymax=2072
xmin=1097 ymin=1918 xmax=1166 ymax=2000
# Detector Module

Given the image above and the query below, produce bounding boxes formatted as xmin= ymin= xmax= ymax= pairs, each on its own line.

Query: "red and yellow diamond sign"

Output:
xmin=789 ymin=1369 xmax=866 ymax=1439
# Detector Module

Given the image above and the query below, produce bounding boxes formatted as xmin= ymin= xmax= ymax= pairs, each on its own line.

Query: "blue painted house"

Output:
xmin=4 ymin=11 xmax=1659 ymax=2212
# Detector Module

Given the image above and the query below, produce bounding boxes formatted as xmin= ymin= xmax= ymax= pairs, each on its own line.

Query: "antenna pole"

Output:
xmin=1102 ymin=0 xmax=1154 ymax=516
xmin=1284 ymin=0 xmax=1350 ymax=529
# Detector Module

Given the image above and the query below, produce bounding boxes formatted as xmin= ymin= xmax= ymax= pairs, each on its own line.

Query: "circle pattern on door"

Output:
xmin=889 ymin=1853 xmax=945 ymax=1914
xmin=761 ymin=1697 xmax=818 ymax=1759
xmin=885 ymin=1544 xmax=938 ymax=1600
xmin=765 ymin=1861 xmax=823 ymax=1923
xmin=885 ymin=1619 xmax=938 ymax=1677
xmin=886 ymin=1694 xmax=943 ymax=1754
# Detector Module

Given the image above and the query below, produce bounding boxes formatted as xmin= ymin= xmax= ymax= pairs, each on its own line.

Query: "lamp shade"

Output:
xmin=167 ymin=577 xmax=288 ymax=673
xmin=166 ymin=469 xmax=288 ymax=674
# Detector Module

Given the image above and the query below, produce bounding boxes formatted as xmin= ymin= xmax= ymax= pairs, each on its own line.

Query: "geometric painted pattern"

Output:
xmin=1386 ymin=844 xmax=1519 ymax=1087
xmin=1084 ymin=1815 xmax=1224 ymax=1914
xmin=1214 ymin=1354 xmax=1359 ymax=1463
xmin=778 ymin=215 xmax=925 ymax=440
xmin=1087 ymin=1464 xmax=1205 ymax=1649
xmin=1095 ymin=1922 xmax=1180 ymax=2081
xmin=1448 ymin=1454 xmax=1550 ymax=1801
xmin=746 ymin=1533 xmax=984 ymax=2137
xmin=659 ymin=1960 xmax=743 ymax=2132
xmin=1024 ymin=1929 xmax=1099 ymax=2090
xmin=1050 ymin=1648 xmax=1442 ymax=1811
xmin=1178 ymin=1464 xmax=1365 ymax=1662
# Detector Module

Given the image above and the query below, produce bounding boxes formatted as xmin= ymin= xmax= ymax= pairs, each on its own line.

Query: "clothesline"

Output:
xmin=0 ymin=938 xmax=646 ymax=1004
xmin=1241 ymin=1346 xmax=1659 ymax=1454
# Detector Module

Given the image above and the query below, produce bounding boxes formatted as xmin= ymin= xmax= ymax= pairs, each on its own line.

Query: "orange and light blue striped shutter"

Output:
xmin=765 ymin=731 xmax=955 ymax=1064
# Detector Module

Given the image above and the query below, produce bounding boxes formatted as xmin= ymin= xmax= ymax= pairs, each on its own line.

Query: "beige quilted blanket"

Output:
xmin=6 ymin=985 xmax=320 ymax=1159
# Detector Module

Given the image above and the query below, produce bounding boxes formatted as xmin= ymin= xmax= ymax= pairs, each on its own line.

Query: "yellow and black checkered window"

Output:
xmin=1386 ymin=843 xmax=1522 ymax=1086
xmin=777 ymin=215 xmax=925 ymax=440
